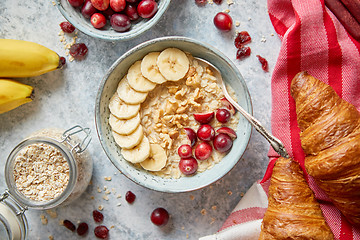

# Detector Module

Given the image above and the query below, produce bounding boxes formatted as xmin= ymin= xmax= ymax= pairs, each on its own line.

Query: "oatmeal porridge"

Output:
xmin=108 ymin=48 xmax=240 ymax=179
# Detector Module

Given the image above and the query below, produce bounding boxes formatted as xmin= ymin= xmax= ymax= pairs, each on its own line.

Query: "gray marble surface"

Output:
xmin=0 ymin=0 xmax=280 ymax=239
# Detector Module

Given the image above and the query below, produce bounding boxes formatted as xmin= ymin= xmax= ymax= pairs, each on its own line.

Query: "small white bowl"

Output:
xmin=56 ymin=0 xmax=171 ymax=41
xmin=95 ymin=36 xmax=252 ymax=192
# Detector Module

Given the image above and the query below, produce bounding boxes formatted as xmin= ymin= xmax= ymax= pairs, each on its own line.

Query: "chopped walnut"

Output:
xmin=169 ymin=130 xmax=179 ymax=139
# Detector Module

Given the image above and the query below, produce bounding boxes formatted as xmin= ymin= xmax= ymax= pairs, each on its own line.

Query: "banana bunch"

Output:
xmin=0 ymin=39 xmax=64 ymax=78
xmin=0 ymin=39 xmax=64 ymax=113
xmin=0 ymin=79 xmax=34 ymax=114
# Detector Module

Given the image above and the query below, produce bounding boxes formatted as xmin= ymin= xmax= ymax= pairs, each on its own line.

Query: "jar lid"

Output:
xmin=0 ymin=192 xmax=28 ymax=240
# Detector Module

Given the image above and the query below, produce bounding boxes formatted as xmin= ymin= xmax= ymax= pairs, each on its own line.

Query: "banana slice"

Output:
xmin=108 ymin=93 xmax=140 ymax=120
xmin=112 ymin=124 xmax=144 ymax=150
xmin=141 ymin=52 xmax=167 ymax=84
xmin=109 ymin=113 xmax=140 ymax=135
xmin=157 ymin=48 xmax=190 ymax=81
xmin=140 ymin=144 xmax=167 ymax=172
xmin=127 ymin=61 xmax=156 ymax=92
xmin=121 ymin=135 xmax=151 ymax=163
xmin=117 ymin=76 xmax=148 ymax=104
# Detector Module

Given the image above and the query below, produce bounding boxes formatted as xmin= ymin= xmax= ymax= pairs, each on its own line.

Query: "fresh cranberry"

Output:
xmin=256 ymin=55 xmax=269 ymax=72
xmin=68 ymin=0 xmax=84 ymax=7
xmin=179 ymin=157 xmax=198 ymax=175
xmin=195 ymin=142 xmax=213 ymax=160
xmin=151 ymin=208 xmax=170 ymax=226
xmin=77 ymin=222 xmax=89 ymax=236
xmin=236 ymin=46 xmax=251 ymax=60
xmin=216 ymin=109 xmax=231 ymax=123
xmin=213 ymin=12 xmax=232 ymax=31
xmin=103 ymin=6 xmax=115 ymax=19
xmin=81 ymin=0 xmax=98 ymax=19
xmin=110 ymin=13 xmax=131 ymax=32
xmin=213 ymin=0 xmax=222 ymax=3
xmin=216 ymin=127 xmax=237 ymax=139
xmin=125 ymin=3 xmax=140 ymax=21
xmin=125 ymin=191 xmax=136 ymax=203
xmin=195 ymin=0 xmax=207 ymax=5
xmin=63 ymin=220 xmax=76 ymax=232
xmin=178 ymin=144 xmax=192 ymax=158
xmin=60 ymin=21 xmax=75 ymax=33
xmin=93 ymin=210 xmax=104 ymax=223
xmin=94 ymin=225 xmax=109 ymax=239
xmin=110 ymin=0 xmax=126 ymax=12
xmin=59 ymin=57 xmax=66 ymax=67
xmin=197 ymin=124 xmax=215 ymax=141
xmin=234 ymin=31 xmax=251 ymax=48
xmin=193 ymin=112 xmax=214 ymax=124
xmin=220 ymin=97 xmax=236 ymax=115
xmin=126 ymin=0 xmax=138 ymax=2
xmin=137 ymin=0 xmax=158 ymax=18
xmin=91 ymin=13 xmax=107 ymax=29
xmin=213 ymin=133 xmax=233 ymax=152
xmin=184 ymin=128 xmax=197 ymax=147
xmin=69 ymin=43 xmax=88 ymax=59
xmin=91 ymin=0 xmax=110 ymax=11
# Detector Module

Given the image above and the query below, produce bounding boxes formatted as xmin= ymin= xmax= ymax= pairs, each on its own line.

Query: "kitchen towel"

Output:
xmin=200 ymin=0 xmax=360 ymax=239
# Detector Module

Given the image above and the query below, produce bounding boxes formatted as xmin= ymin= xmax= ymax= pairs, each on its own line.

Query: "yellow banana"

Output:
xmin=0 ymin=39 xmax=64 ymax=78
xmin=0 ymin=79 xmax=34 ymax=114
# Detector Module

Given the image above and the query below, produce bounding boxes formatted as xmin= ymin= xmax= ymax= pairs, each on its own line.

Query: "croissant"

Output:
xmin=291 ymin=71 xmax=360 ymax=226
xmin=259 ymin=157 xmax=333 ymax=240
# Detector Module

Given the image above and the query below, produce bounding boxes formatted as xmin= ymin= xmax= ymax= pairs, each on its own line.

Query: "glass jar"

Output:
xmin=0 ymin=125 xmax=92 ymax=240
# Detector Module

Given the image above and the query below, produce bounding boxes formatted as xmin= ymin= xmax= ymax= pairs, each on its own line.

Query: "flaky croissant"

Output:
xmin=291 ymin=71 xmax=360 ymax=226
xmin=259 ymin=157 xmax=333 ymax=240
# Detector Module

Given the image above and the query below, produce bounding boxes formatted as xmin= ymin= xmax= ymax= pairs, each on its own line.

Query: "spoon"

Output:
xmin=195 ymin=57 xmax=289 ymax=159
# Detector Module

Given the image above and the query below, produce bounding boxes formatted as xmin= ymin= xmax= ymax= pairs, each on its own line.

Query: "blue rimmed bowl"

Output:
xmin=56 ymin=0 xmax=171 ymax=41
xmin=95 ymin=36 xmax=252 ymax=192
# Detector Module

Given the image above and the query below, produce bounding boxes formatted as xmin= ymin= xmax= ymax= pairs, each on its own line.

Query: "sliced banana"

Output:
xmin=121 ymin=135 xmax=151 ymax=164
xmin=140 ymin=144 xmax=167 ymax=172
xmin=109 ymin=113 xmax=140 ymax=135
xmin=127 ymin=61 xmax=157 ymax=93
xmin=141 ymin=52 xmax=167 ymax=84
xmin=112 ymin=124 xmax=144 ymax=150
xmin=108 ymin=93 xmax=140 ymax=120
xmin=157 ymin=48 xmax=190 ymax=81
xmin=117 ymin=76 xmax=148 ymax=104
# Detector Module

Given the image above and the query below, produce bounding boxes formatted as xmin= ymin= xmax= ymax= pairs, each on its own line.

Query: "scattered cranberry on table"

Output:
xmin=236 ymin=46 xmax=251 ymax=60
xmin=94 ymin=225 xmax=109 ymax=239
xmin=234 ymin=31 xmax=252 ymax=48
xmin=195 ymin=0 xmax=207 ymax=5
xmin=63 ymin=219 xmax=76 ymax=232
xmin=179 ymin=157 xmax=198 ymax=175
xmin=60 ymin=21 xmax=75 ymax=33
xmin=256 ymin=55 xmax=269 ymax=72
xmin=69 ymin=43 xmax=88 ymax=59
xmin=213 ymin=12 xmax=233 ymax=31
xmin=93 ymin=210 xmax=104 ymax=223
xmin=150 ymin=208 xmax=170 ymax=226
xmin=77 ymin=222 xmax=89 ymax=236
xmin=125 ymin=190 xmax=136 ymax=203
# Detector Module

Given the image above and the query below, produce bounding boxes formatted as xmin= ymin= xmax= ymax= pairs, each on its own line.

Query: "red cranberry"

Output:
xmin=216 ymin=109 xmax=231 ymax=123
xmin=234 ymin=31 xmax=251 ymax=48
xmin=220 ymin=97 xmax=236 ymax=115
xmin=256 ymin=55 xmax=269 ymax=72
xmin=184 ymin=128 xmax=197 ymax=147
xmin=126 ymin=0 xmax=138 ymax=2
xmin=110 ymin=13 xmax=131 ymax=32
xmin=94 ymin=225 xmax=109 ymax=239
xmin=216 ymin=127 xmax=237 ymax=139
xmin=195 ymin=142 xmax=213 ymax=160
xmin=197 ymin=124 xmax=215 ymax=141
xmin=77 ymin=222 xmax=89 ymax=236
xmin=93 ymin=210 xmax=104 ymax=223
xmin=193 ymin=112 xmax=214 ymax=124
xmin=103 ymin=6 xmax=115 ymax=19
xmin=213 ymin=0 xmax=222 ymax=3
xmin=125 ymin=191 xmax=136 ymax=203
xmin=68 ymin=0 xmax=84 ymax=7
xmin=213 ymin=133 xmax=233 ymax=152
xmin=81 ymin=0 xmax=98 ymax=18
xmin=236 ymin=46 xmax=251 ymax=60
xmin=179 ymin=157 xmax=198 ymax=175
xmin=151 ymin=208 xmax=170 ymax=226
xmin=195 ymin=0 xmax=207 ymax=5
xmin=137 ymin=0 xmax=158 ymax=18
xmin=110 ymin=0 xmax=126 ymax=12
xmin=91 ymin=13 xmax=107 ymax=29
xmin=91 ymin=0 xmax=110 ymax=10
xmin=63 ymin=219 xmax=76 ymax=232
xmin=59 ymin=57 xmax=66 ymax=67
xmin=60 ymin=21 xmax=75 ymax=33
xmin=178 ymin=144 xmax=192 ymax=158
xmin=125 ymin=3 xmax=140 ymax=21
xmin=69 ymin=43 xmax=88 ymax=59
xmin=213 ymin=12 xmax=232 ymax=31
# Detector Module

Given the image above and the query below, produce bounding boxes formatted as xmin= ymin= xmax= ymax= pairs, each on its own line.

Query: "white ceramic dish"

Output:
xmin=56 ymin=0 xmax=171 ymax=41
xmin=95 ymin=36 xmax=252 ymax=192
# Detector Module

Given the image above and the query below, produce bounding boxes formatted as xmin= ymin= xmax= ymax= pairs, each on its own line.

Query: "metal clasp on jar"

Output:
xmin=60 ymin=125 xmax=91 ymax=153
xmin=0 ymin=190 xmax=28 ymax=216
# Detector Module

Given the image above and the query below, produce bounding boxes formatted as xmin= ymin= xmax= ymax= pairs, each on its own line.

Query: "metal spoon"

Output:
xmin=195 ymin=57 xmax=289 ymax=158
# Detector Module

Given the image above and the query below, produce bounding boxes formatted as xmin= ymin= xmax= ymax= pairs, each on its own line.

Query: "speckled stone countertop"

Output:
xmin=0 ymin=0 xmax=280 ymax=239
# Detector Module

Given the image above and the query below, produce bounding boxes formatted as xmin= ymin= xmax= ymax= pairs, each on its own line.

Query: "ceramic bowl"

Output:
xmin=95 ymin=36 xmax=252 ymax=192
xmin=56 ymin=0 xmax=171 ymax=41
